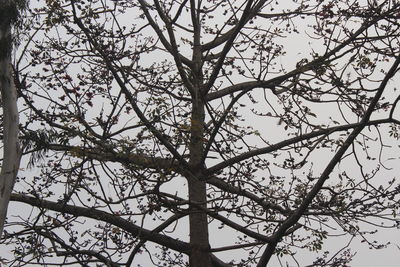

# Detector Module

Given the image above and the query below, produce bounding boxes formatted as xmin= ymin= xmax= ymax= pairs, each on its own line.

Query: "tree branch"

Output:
xmin=10 ymin=193 xmax=191 ymax=253
xmin=206 ymin=118 xmax=394 ymax=175
xmin=257 ymin=54 xmax=400 ymax=267
xmin=70 ymin=0 xmax=189 ymax=169
xmin=10 ymin=193 xmax=230 ymax=267
xmin=204 ymin=0 xmax=255 ymax=93
xmin=42 ymin=143 xmax=181 ymax=171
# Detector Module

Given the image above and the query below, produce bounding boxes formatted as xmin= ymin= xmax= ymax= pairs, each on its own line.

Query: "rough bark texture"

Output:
xmin=0 ymin=0 xmax=21 ymax=238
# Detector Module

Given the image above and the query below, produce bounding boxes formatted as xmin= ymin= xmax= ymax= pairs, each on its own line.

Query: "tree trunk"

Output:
xmin=188 ymin=95 xmax=211 ymax=266
xmin=0 ymin=0 xmax=21 ymax=238
xmin=188 ymin=174 xmax=211 ymax=267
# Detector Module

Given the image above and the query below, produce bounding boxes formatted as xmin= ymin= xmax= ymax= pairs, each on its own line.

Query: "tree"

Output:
xmin=0 ymin=0 xmax=27 ymax=238
xmin=3 ymin=0 xmax=400 ymax=266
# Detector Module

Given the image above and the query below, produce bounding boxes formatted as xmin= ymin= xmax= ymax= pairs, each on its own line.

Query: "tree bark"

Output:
xmin=0 ymin=0 xmax=21 ymax=238
xmin=187 ymin=2 xmax=211 ymax=264
xmin=187 ymin=173 xmax=211 ymax=267
xmin=188 ymin=96 xmax=211 ymax=267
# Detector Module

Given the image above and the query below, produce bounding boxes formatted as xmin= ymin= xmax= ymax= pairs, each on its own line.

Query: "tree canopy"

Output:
xmin=2 ymin=0 xmax=400 ymax=266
